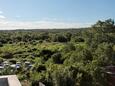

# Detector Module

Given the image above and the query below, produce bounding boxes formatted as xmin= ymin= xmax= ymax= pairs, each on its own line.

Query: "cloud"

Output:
xmin=0 ymin=13 xmax=92 ymax=30
xmin=0 ymin=11 xmax=6 ymax=19
xmin=0 ymin=20 xmax=92 ymax=30
xmin=0 ymin=15 xmax=6 ymax=19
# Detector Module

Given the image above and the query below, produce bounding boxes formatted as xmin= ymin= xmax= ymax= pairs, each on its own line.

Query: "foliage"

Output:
xmin=0 ymin=19 xmax=114 ymax=86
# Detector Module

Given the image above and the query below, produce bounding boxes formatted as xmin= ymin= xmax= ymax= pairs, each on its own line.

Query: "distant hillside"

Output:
xmin=0 ymin=28 xmax=89 ymax=33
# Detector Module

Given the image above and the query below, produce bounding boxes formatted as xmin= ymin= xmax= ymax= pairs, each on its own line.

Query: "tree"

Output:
xmin=51 ymin=34 xmax=68 ymax=42
xmin=94 ymin=43 xmax=114 ymax=66
xmin=64 ymin=32 xmax=72 ymax=41
xmin=92 ymin=19 xmax=115 ymax=33
xmin=39 ymin=49 xmax=54 ymax=61
xmin=51 ymin=52 xmax=63 ymax=64
xmin=62 ymin=43 xmax=76 ymax=53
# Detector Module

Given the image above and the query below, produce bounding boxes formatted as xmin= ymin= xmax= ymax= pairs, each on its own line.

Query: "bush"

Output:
xmin=2 ymin=52 xmax=13 ymax=59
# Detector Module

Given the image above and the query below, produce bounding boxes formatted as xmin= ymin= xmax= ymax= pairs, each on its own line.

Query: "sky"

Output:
xmin=0 ymin=0 xmax=115 ymax=29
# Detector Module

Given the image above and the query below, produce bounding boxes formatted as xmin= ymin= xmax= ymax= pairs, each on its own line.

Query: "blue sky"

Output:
xmin=0 ymin=0 xmax=114 ymax=29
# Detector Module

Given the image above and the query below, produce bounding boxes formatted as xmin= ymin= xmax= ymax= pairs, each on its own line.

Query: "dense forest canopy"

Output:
xmin=0 ymin=19 xmax=115 ymax=86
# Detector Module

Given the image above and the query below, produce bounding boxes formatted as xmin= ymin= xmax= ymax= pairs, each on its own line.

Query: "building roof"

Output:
xmin=0 ymin=75 xmax=21 ymax=86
